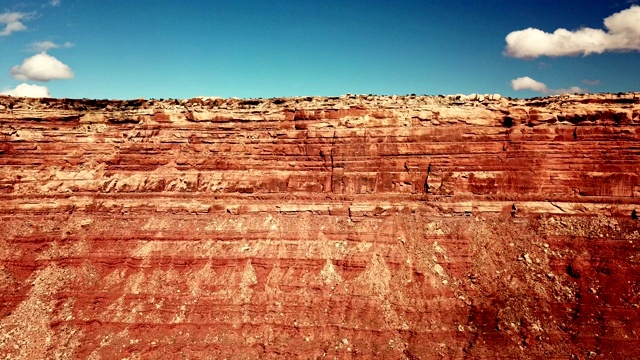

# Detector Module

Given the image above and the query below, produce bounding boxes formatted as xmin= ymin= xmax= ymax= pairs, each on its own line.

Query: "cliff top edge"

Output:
xmin=1 ymin=92 xmax=639 ymax=112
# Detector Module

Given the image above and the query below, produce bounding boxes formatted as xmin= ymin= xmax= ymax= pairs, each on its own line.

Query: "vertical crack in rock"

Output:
xmin=330 ymin=132 xmax=336 ymax=193
xmin=424 ymin=163 xmax=432 ymax=194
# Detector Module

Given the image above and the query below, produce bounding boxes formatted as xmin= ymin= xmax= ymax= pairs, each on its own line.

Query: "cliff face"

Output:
xmin=0 ymin=93 xmax=639 ymax=359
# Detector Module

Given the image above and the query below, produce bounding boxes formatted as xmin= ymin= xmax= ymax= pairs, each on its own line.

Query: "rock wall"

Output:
xmin=1 ymin=93 xmax=639 ymax=359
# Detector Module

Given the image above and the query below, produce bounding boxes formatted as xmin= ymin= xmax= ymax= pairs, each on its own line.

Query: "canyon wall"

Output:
xmin=1 ymin=93 xmax=639 ymax=359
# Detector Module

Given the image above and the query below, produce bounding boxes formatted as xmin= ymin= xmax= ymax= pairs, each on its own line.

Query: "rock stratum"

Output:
xmin=1 ymin=93 xmax=639 ymax=359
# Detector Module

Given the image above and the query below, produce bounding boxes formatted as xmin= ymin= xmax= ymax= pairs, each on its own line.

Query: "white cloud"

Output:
xmin=0 ymin=12 xmax=28 ymax=37
xmin=28 ymin=40 xmax=74 ymax=52
xmin=42 ymin=0 xmax=60 ymax=8
xmin=10 ymin=52 xmax=74 ymax=82
xmin=1 ymin=83 xmax=50 ymax=98
xmin=553 ymin=86 xmax=588 ymax=95
xmin=511 ymin=76 xmax=587 ymax=95
xmin=511 ymin=76 xmax=548 ymax=93
xmin=505 ymin=5 xmax=640 ymax=58
xmin=29 ymin=41 xmax=58 ymax=52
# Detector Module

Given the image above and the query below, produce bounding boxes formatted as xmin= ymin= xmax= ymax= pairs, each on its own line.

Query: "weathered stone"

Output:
xmin=1 ymin=93 xmax=639 ymax=359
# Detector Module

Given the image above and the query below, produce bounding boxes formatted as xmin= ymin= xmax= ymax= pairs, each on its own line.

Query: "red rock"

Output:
xmin=0 ymin=93 xmax=639 ymax=358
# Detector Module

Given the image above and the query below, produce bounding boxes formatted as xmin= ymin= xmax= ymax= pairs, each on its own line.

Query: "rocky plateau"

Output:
xmin=0 ymin=92 xmax=639 ymax=359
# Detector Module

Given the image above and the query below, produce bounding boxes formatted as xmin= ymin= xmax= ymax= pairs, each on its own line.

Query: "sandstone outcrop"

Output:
xmin=1 ymin=93 xmax=639 ymax=358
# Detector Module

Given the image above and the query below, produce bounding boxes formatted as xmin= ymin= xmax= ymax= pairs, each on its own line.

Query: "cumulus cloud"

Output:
xmin=511 ymin=76 xmax=549 ymax=93
xmin=0 ymin=12 xmax=28 ymax=37
xmin=511 ymin=76 xmax=587 ymax=95
xmin=28 ymin=40 xmax=74 ymax=52
xmin=1 ymin=83 xmax=50 ymax=98
xmin=505 ymin=5 xmax=640 ymax=58
xmin=10 ymin=52 xmax=74 ymax=82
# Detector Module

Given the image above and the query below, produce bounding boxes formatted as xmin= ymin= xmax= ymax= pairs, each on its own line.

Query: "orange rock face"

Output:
xmin=1 ymin=93 xmax=639 ymax=359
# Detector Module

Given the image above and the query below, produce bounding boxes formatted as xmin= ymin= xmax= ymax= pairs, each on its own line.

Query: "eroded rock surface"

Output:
xmin=1 ymin=93 xmax=639 ymax=359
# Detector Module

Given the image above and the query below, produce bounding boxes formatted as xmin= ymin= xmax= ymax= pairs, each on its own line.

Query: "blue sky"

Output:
xmin=1 ymin=0 xmax=639 ymax=99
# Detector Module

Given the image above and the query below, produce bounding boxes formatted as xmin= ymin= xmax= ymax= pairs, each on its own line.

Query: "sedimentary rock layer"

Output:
xmin=0 ymin=93 xmax=639 ymax=359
